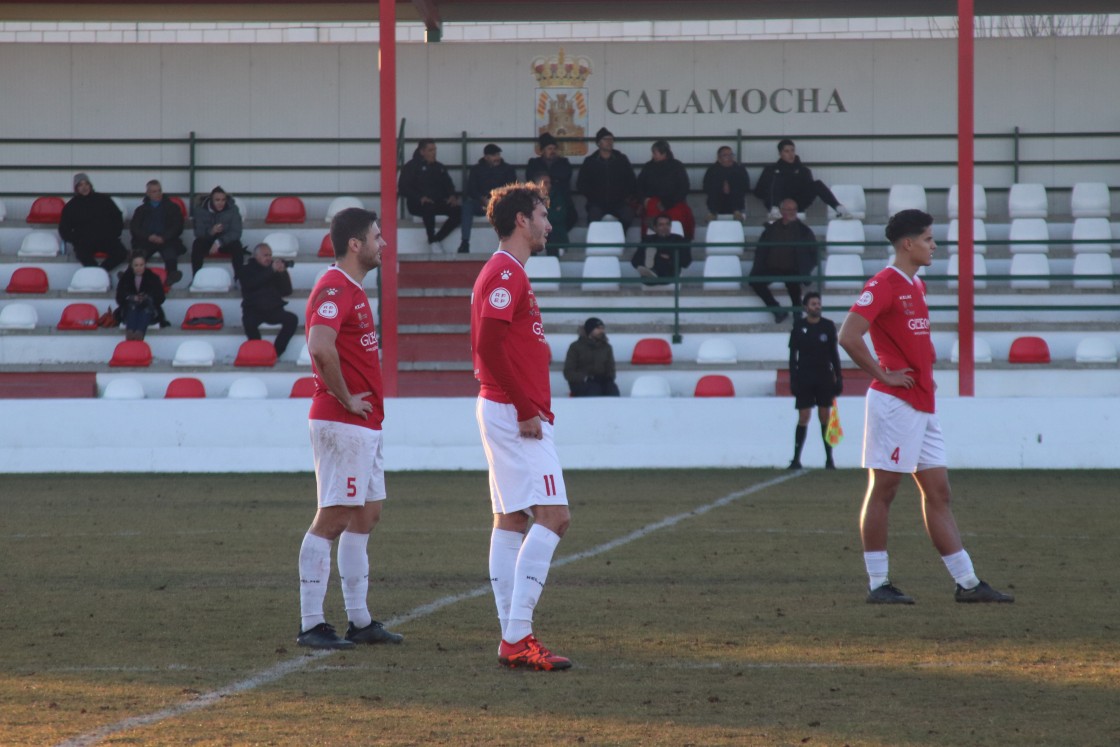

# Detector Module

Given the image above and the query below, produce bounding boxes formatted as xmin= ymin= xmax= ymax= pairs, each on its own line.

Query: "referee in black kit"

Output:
xmin=787 ymin=292 xmax=843 ymax=470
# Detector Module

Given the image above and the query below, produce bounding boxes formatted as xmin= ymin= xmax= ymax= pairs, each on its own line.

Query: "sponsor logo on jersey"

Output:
xmin=355 ymin=302 xmax=367 ymax=310
xmin=317 ymin=301 xmax=339 ymax=319
xmin=360 ymin=332 xmax=379 ymax=348
xmin=856 ymin=291 xmax=874 ymax=306
xmin=908 ymin=317 xmax=930 ymax=331
xmin=532 ymin=321 xmax=544 ymax=338
xmin=489 ymin=287 xmax=512 ymax=309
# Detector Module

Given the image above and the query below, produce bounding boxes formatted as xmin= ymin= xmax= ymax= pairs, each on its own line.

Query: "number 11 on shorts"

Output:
xmin=542 ymin=473 xmax=557 ymax=497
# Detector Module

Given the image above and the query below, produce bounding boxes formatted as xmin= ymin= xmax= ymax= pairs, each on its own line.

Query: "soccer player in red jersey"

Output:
xmin=295 ymin=207 xmax=404 ymax=649
xmin=471 ymin=182 xmax=572 ymax=671
xmin=838 ymin=209 xmax=1013 ymax=605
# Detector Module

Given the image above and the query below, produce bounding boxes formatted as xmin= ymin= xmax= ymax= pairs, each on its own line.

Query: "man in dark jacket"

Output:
xmin=398 ymin=138 xmax=462 ymax=250
xmin=749 ymin=199 xmax=820 ymax=323
xmin=240 ymin=242 xmax=298 ymax=356
xmin=58 ymin=173 xmax=127 ymax=271
xmin=563 ymin=317 xmax=620 ymax=397
xmin=129 ymin=179 xmax=186 ymax=286
xmin=577 ymin=127 xmax=637 ymax=231
xmin=526 ymin=132 xmax=577 ymax=234
xmin=632 ymin=213 xmax=692 ymax=284
xmin=458 ymin=143 xmax=517 ymax=254
xmin=637 ymin=139 xmax=694 ymax=240
xmin=702 ymin=146 xmax=751 ymax=221
xmin=753 ymin=139 xmax=852 ymax=220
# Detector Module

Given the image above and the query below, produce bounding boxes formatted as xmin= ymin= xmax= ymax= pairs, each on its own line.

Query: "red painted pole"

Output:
xmin=379 ymin=0 xmax=399 ymax=397
xmin=957 ymin=0 xmax=975 ymax=396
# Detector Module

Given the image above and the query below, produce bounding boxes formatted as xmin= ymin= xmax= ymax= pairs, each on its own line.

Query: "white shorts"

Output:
xmin=309 ymin=419 xmax=386 ymax=508
xmin=862 ymin=389 xmax=947 ymax=473
xmin=475 ymin=397 xmax=568 ymax=515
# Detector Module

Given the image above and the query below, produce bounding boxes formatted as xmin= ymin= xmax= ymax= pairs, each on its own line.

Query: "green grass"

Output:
xmin=2 ymin=469 xmax=1118 ymax=746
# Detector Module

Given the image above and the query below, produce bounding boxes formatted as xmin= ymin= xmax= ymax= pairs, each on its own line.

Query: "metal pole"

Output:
xmin=957 ymin=0 xmax=975 ymax=396
xmin=379 ymin=0 xmax=400 ymax=397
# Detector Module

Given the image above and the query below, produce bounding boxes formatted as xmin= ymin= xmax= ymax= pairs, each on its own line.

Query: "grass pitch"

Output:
xmin=2 ymin=469 xmax=1118 ymax=746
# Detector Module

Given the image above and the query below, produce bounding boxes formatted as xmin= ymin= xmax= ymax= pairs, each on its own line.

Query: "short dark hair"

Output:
xmin=885 ymin=209 xmax=933 ymax=245
xmin=717 ymin=145 xmax=733 ymax=157
xmin=802 ymin=291 xmax=821 ymax=305
xmin=777 ymin=138 xmax=795 ymax=152
xmin=653 ymin=212 xmax=673 ymax=225
xmin=330 ymin=207 xmax=379 ymax=258
xmin=651 ymin=139 xmax=673 ymax=159
xmin=488 ymin=182 xmax=547 ymax=240
xmin=414 ymin=138 xmax=435 ymax=157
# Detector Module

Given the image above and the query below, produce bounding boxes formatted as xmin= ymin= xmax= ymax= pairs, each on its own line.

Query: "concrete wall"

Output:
xmin=1 ymin=395 xmax=1116 ymax=473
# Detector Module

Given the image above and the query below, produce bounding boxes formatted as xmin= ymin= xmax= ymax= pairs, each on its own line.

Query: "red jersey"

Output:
xmin=470 ymin=250 xmax=553 ymax=423
xmin=848 ymin=266 xmax=936 ymax=413
xmin=305 ymin=266 xmax=384 ymax=429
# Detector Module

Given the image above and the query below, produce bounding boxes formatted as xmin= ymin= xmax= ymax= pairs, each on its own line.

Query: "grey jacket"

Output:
xmin=192 ymin=195 xmax=243 ymax=248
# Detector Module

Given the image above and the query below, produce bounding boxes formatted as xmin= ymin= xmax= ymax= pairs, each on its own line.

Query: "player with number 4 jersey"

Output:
xmin=839 ymin=209 xmax=1013 ymax=606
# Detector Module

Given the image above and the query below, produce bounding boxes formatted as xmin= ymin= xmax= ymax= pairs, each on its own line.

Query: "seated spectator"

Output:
xmin=58 ymin=173 xmax=128 ymax=272
xmin=702 ymin=146 xmax=750 ymax=222
xmin=631 ymin=213 xmax=692 ymax=285
xmin=191 ymin=185 xmax=246 ymax=280
xmin=577 ymin=127 xmax=637 ymax=232
xmin=564 ymin=317 xmax=620 ymax=397
xmin=637 ymin=139 xmax=695 ymax=240
xmin=749 ymin=199 xmax=819 ymax=323
xmin=458 ymin=143 xmax=517 ymax=254
xmin=754 ymin=138 xmax=852 ymax=221
xmin=129 ymin=179 xmax=186 ymax=286
xmin=398 ymin=138 xmax=461 ymax=251
xmin=526 ymin=132 xmax=578 ymax=230
xmin=240 ymin=242 xmax=298 ymax=357
xmin=527 ymin=170 xmax=570 ymax=257
xmin=115 ymin=253 xmax=166 ymax=340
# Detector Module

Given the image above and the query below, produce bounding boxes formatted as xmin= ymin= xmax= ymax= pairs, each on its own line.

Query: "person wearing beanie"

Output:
xmin=458 ymin=143 xmax=517 ymax=254
xmin=563 ymin=317 xmax=620 ymax=397
xmin=577 ymin=126 xmax=637 ymax=231
xmin=58 ymin=173 xmax=128 ymax=271
xmin=637 ymin=139 xmax=695 ymax=240
xmin=526 ymin=131 xmax=577 ymax=253
xmin=129 ymin=179 xmax=187 ymax=286
xmin=754 ymin=138 xmax=852 ymax=221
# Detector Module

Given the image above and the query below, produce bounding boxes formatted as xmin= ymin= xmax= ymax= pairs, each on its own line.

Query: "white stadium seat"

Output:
xmin=263 ymin=231 xmax=300 ymax=259
xmin=1009 ymin=253 xmax=1050 ymax=290
xmin=947 ymin=253 xmax=988 ymax=290
xmin=297 ymin=344 xmax=312 ymax=366
xmin=629 ymin=375 xmax=672 ymax=398
xmin=1008 ymin=183 xmax=1048 ymax=219
xmin=111 ymin=196 xmax=131 ymax=221
xmin=702 ymin=255 xmax=742 ymax=291
xmin=946 ymin=219 xmax=988 ymax=255
xmin=67 ymin=266 xmax=110 ymax=293
xmin=585 ymin=221 xmax=626 ymax=257
xmin=227 ymin=377 xmax=269 ymax=399
xmin=172 ymin=340 xmax=217 ymax=367
xmin=325 ymin=196 xmax=365 ymax=223
xmin=887 ymin=184 xmax=927 ymax=215
xmin=581 ymin=256 xmax=620 ymax=292
xmin=103 ymin=378 xmax=145 ymax=399
xmin=703 ymin=220 xmax=745 ymax=255
xmin=823 ymin=254 xmax=865 ymax=290
xmin=1008 ymin=218 xmax=1050 ymax=254
xmin=0 ymin=198 xmax=6 ymax=222
xmin=827 ymin=185 xmax=867 ymax=220
xmin=1074 ymin=336 xmax=1118 ymax=364
xmin=947 ymin=184 xmax=988 ymax=220
xmin=1072 ymin=252 xmax=1114 ymax=290
xmin=525 ymin=255 xmax=561 ymax=292
xmin=0 ymin=302 xmax=39 ymax=330
xmin=18 ymin=231 xmax=61 ymax=258
xmin=1071 ymin=218 xmax=1112 ymax=255
xmin=951 ymin=337 xmax=993 ymax=363
xmin=695 ymin=337 xmax=738 ymax=364
xmin=1070 ymin=182 xmax=1110 ymax=219
xmin=190 ymin=266 xmax=232 ymax=293
xmin=825 ymin=219 xmax=865 ymax=255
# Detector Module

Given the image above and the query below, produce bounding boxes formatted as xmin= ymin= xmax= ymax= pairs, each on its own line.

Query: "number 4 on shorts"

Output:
xmin=890 ymin=447 xmax=900 ymax=464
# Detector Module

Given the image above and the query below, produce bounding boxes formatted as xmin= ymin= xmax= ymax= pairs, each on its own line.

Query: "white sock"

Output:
xmin=505 ymin=524 xmax=561 ymax=644
xmin=298 ymin=532 xmax=333 ymax=631
xmin=941 ymin=549 xmax=980 ymax=589
xmin=337 ymin=530 xmax=372 ymax=629
xmin=489 ymin=528 xmax=525 ymax=639
xmin=864 ymin=550 xmax=889 ymax=591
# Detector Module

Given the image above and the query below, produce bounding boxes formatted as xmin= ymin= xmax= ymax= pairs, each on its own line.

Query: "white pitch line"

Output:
xmin=56 ymin=471 xmax=802 ymax=747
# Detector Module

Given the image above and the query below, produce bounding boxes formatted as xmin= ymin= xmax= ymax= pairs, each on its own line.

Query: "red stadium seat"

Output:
xmin=1008 ymin=336 xmax=1050 ymax=364
xmin=318 ymin=233 xmax=334 ymax=258
xmin=266 ymin=196 xmax=306 ymax=224
xmin=149 ymin=266 xmax=170 ymax=291
xmin=26 ymin=196 xmax=65 ymax=224
xmin=57 ymin=302 xmax=100 ymax=330
xmin=165 ymin=377 xmax=206 ymax=398
xmin=694 ymin=374 xmax=735 ymax=398
xmin=181 ymin=303 xmax=224 ymax=331
xmin=6 ymin=267 xmax=49 ymax=293
xmin=234 ymin=339 xmax=278 ymax=367
xmin=109 ymin=340 xmax=153 ymax=367
xmin=290 ymin=376 xmax=317 ymax=398
xmin=170 ymin=196 xmax=189 ymax=221
xmin=630 ymin=338 xmax=673 ymax=365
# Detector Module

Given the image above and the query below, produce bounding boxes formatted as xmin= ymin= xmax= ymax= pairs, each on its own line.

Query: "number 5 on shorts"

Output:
xmin=346 ymin=476 xmax=357 ymax=497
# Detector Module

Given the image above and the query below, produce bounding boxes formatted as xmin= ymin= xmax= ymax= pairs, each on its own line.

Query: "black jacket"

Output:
xmin=632 ymin=232 xmax=692 ymax=278
xmin=130 ymin=197 xmax=185 ymax=251
xmin=115 ymin=267 xmax=166 ymax=310
xmin=577 ymin=150 xmax=637 ymax=208
xmin=398 ymin=153 xmax=457 ymax=211
xmin=637 ymin=157 xmax=690 ymax=208
xmin=526 ymin=155 xmax=573 ymax=196
xmin=753 ymin=156 xmax=818 ymax=210
xmin=59 ymin=191 xmax=123 ymax=245
xmin=465 ymin=157 xmax=518 ymax=203
xmin=752 ymin=219 xmax=819 ymax=278
xmin=702 ymin=162 xmax=751 ymax=213
xmin=240 ymin=259 xmax=293 ymax=313
xmin=563 ymin=333 xmax=617 ymax=387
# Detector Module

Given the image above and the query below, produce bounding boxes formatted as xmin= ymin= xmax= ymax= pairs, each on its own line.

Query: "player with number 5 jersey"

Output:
xmin=470 ymin=181 xmax=572 ymax=671
xmin=839 ymin=209 xmax=1013 ymax=606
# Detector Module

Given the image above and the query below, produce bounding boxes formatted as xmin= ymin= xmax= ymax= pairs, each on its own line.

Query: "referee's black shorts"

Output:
xmin=793 ymin=377 xmax=835 ymax=410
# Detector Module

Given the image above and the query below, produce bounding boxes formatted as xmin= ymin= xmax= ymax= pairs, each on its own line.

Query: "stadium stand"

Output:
xmin=169 ymin=196 xmax=189 ymax=221
xmin=1008 ymin=336 xmax=1050 ymax=364
xmin=318 ymin=233 xmax=334 ymax=257
xmin=1009 ymin=253 xmax=1050 ymax=290
xmin=1070 ymin=182 xmax=1110 ymax=218
xmin=585 ymin=221 xmax=626 ymax=257
xmin=580 ymin=256 xmax=620 ymax=292
xmin=1008 ymin=218 xmax=1049 ymax=254
xmin=1071 ymin=218 xmax=1112 ymax=254
xmin=234 ymin=339 xmax=278 ymax=367
xmin=172 ymin=340 xmax=216 ymax=367
xmin=102 ymin=378 xmax=145 ymax=399
xmin=1074 ymin=336 xmax=1117 ymax=364
xmin=263 ymin=231 xmax=300 ymax=259
xmin=1008 ymin=183 xmax=1047 ymax=218
xmin=6 ymin=267 xmax=49 ymax=294
xmin=181 ymin=303 xmax=224 ymax=330
xmin=525 ymin=256 xmax=562 ymax=292
xmin=825 ymin=219 xmax=866 ymax=255
xmin=289 ymin=376 xmax=316 ymax=398
xmin=693 ymin=374 xmax=735 ymax=398
xmin=228 ymin=376 xmax=269 ymax=398
xmin=324 ymin=196 xmax=364 ymax=223
xmin=297 ymin=344 xmax=312 ymax=366
xmin=947 ymin=253 xmax=988 ymax=290
xmin=165 ymin=377 xmax=206 ymax=398
xmin=190 ymin=267 xmax=232 ymax=293
xmin=703 ymin=219 xmax=745 ymax=256
xmin=0 ymin=303 xmax=38 ymax=330
xmin=26 ymin=196 xmax=64 ymax=224
xmin=57 ymin=303 xmax=100 ymax=331
xmin=827 ymin=185 xmax=867 ymax=220
xmin=18 ymin=231 xmax=61 ymax=258
xmin=702 ymin=255 xmax=742 ymax=291
xmin=695 ymin=338 xmax=738 ymax=364
xmin=1072 ymin=253 xmax=1113 ymax=290
xmin=0 ymin=199 xmax=6 ymax=222
xmin=823 ymin=254 xmax=864 ymax=290
xmin=67 ymin=267 xmax=110 ymax=293
xmin=630 ymin=374 xmax=672 ymax=398
xmin=265 ymin=196 xmax=307 ymax=224
xmin=631 ymin=338 xmax=672 ymax=365
xmin=947 ymin=184 xmax=988 ymax=220
xmin=950 ymin=337 xmax=993 ymax=363
xmin=887 ymin=184 xmax=927 ymax=214
xmin=946 ymin=218 xmax=987 ymax=254
xmin=109 ymin=340 xmax=153 ymax=367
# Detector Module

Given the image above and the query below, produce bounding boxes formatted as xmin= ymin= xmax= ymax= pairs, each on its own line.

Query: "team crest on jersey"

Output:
xmin=856 ymin=291 xmax=874 ymax=306
xmin=317 ymin=301 xmax=339 ymax=319
xmin=501 ymin=269 xmax=512 ymax=280
xmin=489 ymin=288 xmax=512 ymax=309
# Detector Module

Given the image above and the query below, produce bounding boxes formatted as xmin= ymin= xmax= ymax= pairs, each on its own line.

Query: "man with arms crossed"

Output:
xmin=471 ymin=182 xmax=572 ymax=671
xmin=838 ymin=209 xmax=1013 ymax=605
xmin=296 ymin=207 xmax=404 ymax=648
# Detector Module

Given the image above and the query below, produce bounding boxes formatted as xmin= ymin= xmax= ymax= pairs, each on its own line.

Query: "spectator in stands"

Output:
xmin=115 ymin=253 xmax=166 ymax=340
xmin=526 ymin=132 xmax=577 ymax=231
xmin=577 ymin=127 xmax=637 ymax=232
xmin=754 ymin=138 xmax=852 ymax=221
xmin=749 ymin=199 xmax=819 ymax=323
xmin=191 ymin=185 xmax=245 ymax=281
xmin=398 ymin=138 xmax=462 ymax=251
xmin=564 ymin=317 xmax=620 ymax=397
xmin=129 ymin=179 xmax=186 ymax=287
xmin=240 ymin=242 xmax=298 ymax=357
xmin=637 ymin=139 xmax=695 ymax=240
xmin=702 ymin=146 xmax=751 ymax=222
xmin=58 ymin=172 xmax=127 ymax=272
xmin=458 ymin=143 xmax=517 ymax=254
xmin=528 ymin=170 xmax=570 ymax=256
xmin=788 ymin=292 xmax=843 ymax=470
xmin=631 ymin=212 xmax=691 ymax=285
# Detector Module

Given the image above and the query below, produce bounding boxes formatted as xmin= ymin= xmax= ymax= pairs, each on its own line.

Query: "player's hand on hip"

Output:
xmin=344 ymin=392 xmax=373 ymax=419
xmin=518 ymin=415 xmax=543 ymax=440
xmin=881 ymin=368 xmax=915 ymax=389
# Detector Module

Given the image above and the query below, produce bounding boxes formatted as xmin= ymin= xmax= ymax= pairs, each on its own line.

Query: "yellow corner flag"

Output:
xmin=826 ymin=399 xmax=844 ymax=446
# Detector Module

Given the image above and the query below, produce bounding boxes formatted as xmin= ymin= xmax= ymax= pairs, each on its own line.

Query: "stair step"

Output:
xmin=0 ymin=371 xmax=97 ymax=398
xmin=397 ymin=369 xmax=479 ymax=397
xmin=398 ymin=258 xmax=486 ymax=289
xmin=398 ymin=295 xmax=471 ymax=325
xmin=398 ymin=332 xmax=472 ymax=363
